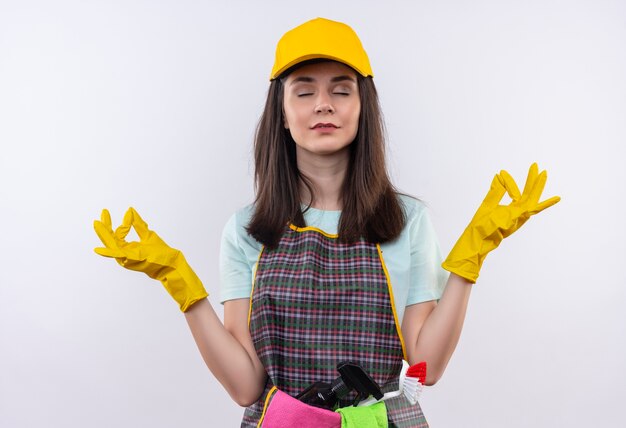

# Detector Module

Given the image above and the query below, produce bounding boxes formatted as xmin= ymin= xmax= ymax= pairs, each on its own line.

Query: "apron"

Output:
xmin=241 ymin=224 xmax=429 ymax=428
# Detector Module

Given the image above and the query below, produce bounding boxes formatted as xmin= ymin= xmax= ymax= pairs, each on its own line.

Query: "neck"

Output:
xmin=296 ymin=146 xmax=349 ymax=211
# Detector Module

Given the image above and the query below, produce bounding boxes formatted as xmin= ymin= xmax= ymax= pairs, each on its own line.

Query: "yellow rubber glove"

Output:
xmin=442 ymin=163 xmax=561 ymax=283
xmin=93 ymin=207 xmax=208 ymax=312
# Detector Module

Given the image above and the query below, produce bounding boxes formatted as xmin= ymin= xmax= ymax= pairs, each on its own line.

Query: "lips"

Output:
xmin=312 ymin=123 xmax=338 ymax=129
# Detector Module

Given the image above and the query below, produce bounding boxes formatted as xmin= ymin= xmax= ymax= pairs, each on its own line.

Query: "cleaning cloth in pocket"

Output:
xmin=259 ymin=388 xmax=341 ymax=428
xmin=335 ymin=401 xmax=388 ymax=428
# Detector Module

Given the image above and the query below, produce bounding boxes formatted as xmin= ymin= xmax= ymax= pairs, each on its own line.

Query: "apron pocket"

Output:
xmin=258 ymin=387 xmax=341 ymax=428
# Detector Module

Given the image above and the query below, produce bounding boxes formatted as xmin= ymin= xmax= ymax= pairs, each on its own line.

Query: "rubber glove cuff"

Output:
xmin=157 ymin=253 xmax=208 ymax=312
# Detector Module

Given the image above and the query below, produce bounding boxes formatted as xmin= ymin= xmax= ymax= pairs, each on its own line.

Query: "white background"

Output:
xmin=1 ymin=0 xmax=624 ymax=426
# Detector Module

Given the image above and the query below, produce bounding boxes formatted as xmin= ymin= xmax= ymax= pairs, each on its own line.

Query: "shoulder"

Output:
xmin=222 ymin=203 xmax=263 ymax=251
xmin=223 ymin=203 xmax=254 ymax=233
xmin=394 ymin=193 xmax=439 ymax=247
xmin=231 ymin=202 xmax=256 ymax=222
xmin=219 ymin=204 xmax=262 ymax=304
xmin=397 ymin=193 xmax=428 ymax=225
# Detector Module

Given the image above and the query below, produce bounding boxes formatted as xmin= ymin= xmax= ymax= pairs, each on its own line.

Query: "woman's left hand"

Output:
xmin=441 ymin=163 xmax=560 ymax=283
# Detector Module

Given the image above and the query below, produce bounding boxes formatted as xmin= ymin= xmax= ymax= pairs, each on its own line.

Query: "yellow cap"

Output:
xmin=270 ymin=17 xmax=373 ymax=80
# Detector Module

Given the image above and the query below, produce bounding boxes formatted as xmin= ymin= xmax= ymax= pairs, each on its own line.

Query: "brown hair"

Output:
xmin=246 ymin=62 xmax=405 ymax=248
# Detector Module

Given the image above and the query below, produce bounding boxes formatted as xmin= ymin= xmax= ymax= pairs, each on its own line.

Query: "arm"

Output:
xmin=402 ymin=164 xmax=559 ymax=385
xmin=401 ymin=273 xmax=471 ymax=385
xmin=184 ymin=298 xmax=267 ymax=406
xmin=93 ymin=207 xmax=267 ymax=406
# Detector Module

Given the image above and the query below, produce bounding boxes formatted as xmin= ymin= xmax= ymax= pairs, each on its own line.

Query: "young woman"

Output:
xmin=94 ymin=17 xmax=559 ymax=428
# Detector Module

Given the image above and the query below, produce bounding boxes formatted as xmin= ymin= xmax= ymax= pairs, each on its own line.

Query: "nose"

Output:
xmin=315 ymin=103 xmax=335 ymax=114
xmin=314 ymin=94 xmax=335 ymax=114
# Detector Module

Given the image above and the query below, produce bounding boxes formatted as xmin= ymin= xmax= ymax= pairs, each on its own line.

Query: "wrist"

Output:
xmin=161 ymin=256 xmax=209 ymax=312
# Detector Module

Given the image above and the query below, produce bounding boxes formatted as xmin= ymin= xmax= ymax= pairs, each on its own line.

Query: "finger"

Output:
xmin=498 ymin=169 xmax=522 ymax=202
xmin=115 ymin=207 xmax=134 ymax=241
xmin=528 ymin=170 xmax=548 ymax=206
xmin=128 ymin=207 xmax=151 ymax=241
xmin=480 ymin=174 xmax=507 ymax=209
xmin=94 ymin=246 xmax=124 ymax=258
xmin=100 ymin=209 xmax=112 ymax=229
xmin=521 ymin=163 xmax=539 ymax=198
xmin=530 ymin=195 xmax=561 ymax=215
xmin=94 ymin=220 xmax=120 ymax=249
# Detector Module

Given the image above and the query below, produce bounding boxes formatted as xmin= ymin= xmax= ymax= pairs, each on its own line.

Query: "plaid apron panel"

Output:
xmin=242 ymin=226 xmax=428 ymax=427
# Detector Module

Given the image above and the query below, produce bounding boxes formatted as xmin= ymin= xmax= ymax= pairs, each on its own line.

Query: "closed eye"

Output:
xmin=332 ymin=85 xmax=353 ymax=96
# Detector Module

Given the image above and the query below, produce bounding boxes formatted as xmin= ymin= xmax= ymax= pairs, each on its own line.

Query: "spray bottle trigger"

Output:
xmin=336 ymin=361 xmax=383 ymax=406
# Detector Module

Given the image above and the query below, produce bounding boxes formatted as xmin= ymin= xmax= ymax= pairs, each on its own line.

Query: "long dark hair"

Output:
xmin=246 ymin=62 xmax=405 ymax=248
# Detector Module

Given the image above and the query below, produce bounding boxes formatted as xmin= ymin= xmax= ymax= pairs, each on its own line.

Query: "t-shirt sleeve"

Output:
xmin=406 ymin=204 xmax=449 ymax=305
xmin=219 ymin=211 xmax=255 ymax=303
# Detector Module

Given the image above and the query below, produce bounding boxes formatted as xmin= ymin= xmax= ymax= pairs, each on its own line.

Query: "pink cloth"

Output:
xmin=260 ymin=389 xmax=341 ymax=428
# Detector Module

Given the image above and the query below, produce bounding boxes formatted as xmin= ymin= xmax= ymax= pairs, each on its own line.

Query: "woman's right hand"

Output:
xmin=93 ymin=207 xmax=208 ymax=311
xmin=94 ymin=208 xmax=267 ymax=404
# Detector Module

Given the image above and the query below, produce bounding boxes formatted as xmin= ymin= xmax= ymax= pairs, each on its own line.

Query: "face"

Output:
xmin=282 ymin=61 xmax=361 ymax=158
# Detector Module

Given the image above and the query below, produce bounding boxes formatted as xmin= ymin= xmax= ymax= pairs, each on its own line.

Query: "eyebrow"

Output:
xmin=289 ymin=75 xmax=356 ymax=85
